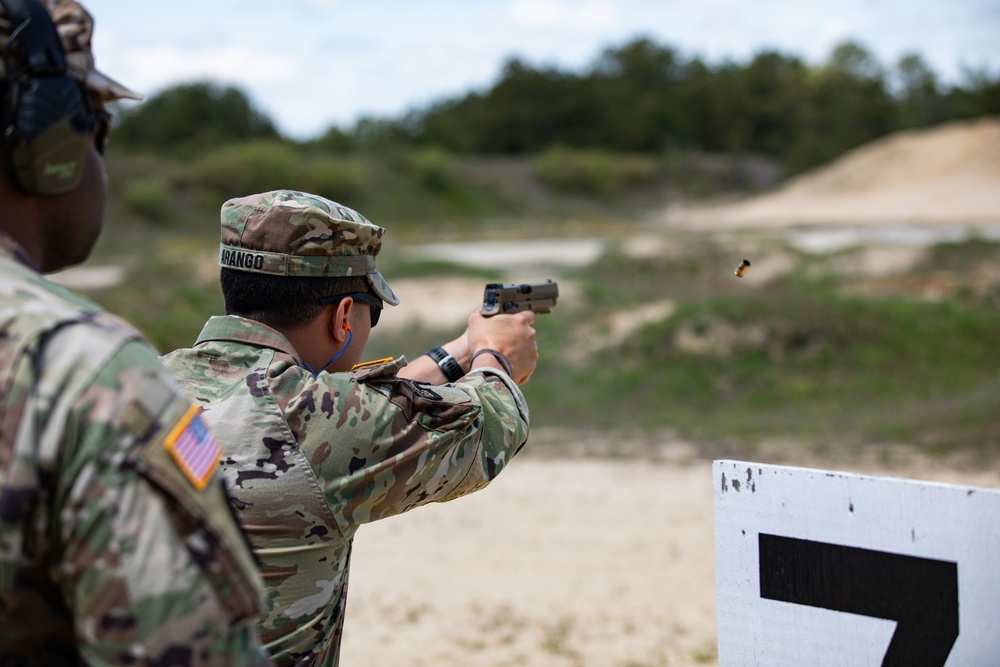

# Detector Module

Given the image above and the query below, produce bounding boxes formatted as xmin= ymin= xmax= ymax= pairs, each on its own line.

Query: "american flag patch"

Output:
xmin=164 ymin=406 xmax=221 ymax=490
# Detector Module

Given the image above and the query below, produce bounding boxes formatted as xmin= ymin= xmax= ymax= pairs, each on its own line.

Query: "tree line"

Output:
xmin=114 ymin=37 xmax=999 ymax=173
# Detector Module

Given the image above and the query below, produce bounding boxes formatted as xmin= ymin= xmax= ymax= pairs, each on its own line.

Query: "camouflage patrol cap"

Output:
xmin=0 ymin=0 xmax=142 ymax=102
xmin=219 ymin=189 xmax=401 ymax=306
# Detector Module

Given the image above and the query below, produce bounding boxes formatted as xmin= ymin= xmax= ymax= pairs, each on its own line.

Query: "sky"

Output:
xmin=83 ymin=0 xmax=1000 ymax=140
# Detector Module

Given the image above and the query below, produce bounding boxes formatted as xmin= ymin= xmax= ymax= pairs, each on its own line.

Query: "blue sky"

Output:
xmin=83 ymin=0 xmax=1000 ymax=140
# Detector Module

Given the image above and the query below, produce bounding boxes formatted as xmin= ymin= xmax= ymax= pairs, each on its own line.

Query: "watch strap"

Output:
xmin=426 ymin=346 xmax=464 ymax=382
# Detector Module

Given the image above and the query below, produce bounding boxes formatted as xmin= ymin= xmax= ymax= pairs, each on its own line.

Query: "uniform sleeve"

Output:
xmin=39 ymin=329 xmax=272 ymax=666
xmin=292 ymin=365 xmax=529 ymax=526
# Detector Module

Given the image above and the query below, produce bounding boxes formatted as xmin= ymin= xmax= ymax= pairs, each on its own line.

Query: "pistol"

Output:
xmin=481 ymin=280 xmax=559 ymax=317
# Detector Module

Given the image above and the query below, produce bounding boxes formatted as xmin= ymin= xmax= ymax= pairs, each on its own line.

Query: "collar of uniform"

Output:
xmin=0 ymin=229 xmax=41 ymax=272
xmin=194 ymin=315 xmax=301 ymax=359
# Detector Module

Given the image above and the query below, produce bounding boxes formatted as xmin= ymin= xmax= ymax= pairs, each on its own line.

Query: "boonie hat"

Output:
xmin=0 ymin=0 xmax=143 ymax=102
xmin=219 ymin=189 xmax=400 ymax=306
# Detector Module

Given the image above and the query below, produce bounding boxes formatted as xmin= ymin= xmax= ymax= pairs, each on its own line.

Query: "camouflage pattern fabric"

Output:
xmin=218 ymin=189 xmax=399 ymax=305
xmin=0 ymin=0 xmax=142 ymax=102
xmin=0 ymin=231 xmax=272 ymax=666
xmin=161 ymin=315 xmax=531 ymax=667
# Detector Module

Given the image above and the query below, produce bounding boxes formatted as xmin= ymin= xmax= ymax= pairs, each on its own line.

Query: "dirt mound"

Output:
xmin=662 ymin=117 xmax=1000 ymax=229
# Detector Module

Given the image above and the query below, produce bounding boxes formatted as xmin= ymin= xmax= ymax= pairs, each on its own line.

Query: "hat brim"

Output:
xmin=87 ymin=68 xmax=143 ymax=102
xmin=367 ymin=270 xmax=400 ymax=306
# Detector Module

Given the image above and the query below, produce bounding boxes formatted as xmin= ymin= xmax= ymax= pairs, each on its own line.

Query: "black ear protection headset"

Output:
xmin=1 ymin=0 xmax=96 ymax=195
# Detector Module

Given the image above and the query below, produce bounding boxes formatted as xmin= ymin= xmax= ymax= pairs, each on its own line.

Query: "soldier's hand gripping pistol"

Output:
xmin=481 ymin=280 xmax=559 ymax=317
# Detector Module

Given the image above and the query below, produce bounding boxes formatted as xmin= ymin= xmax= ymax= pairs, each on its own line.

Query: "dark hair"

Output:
xmin=220 ymin=268 xmax=370 ymax=330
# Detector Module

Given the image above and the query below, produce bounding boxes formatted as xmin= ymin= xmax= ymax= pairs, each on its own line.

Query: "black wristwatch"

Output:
xmin=426 ymin=346 xmax=464 ymax=382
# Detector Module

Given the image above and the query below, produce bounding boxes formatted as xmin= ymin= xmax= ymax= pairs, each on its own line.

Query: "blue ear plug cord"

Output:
xmin=302 ymin=328 xmax=352 ymax=377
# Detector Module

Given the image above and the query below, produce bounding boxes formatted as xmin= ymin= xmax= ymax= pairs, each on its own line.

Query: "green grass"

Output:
xmin=520 ymin=274 xmax=1000 ymax=454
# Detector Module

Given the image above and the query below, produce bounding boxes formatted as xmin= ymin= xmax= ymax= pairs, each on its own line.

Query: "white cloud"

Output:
xmin=509 ymin=0 xmax=618 ymax=30
xmin=112 ymin=45 xmax=295 ymax=97
xmin=814 ymin=17 xmax=859 ymax=57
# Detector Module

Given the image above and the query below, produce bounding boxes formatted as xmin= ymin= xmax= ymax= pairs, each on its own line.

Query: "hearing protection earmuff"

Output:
xmin=1 ymin=0 xmax=94 ymax=195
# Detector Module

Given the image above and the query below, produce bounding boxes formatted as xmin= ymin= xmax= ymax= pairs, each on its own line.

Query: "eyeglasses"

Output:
xmin=84 ymin=91 xmax=113 ymax=155
xmin=318 ymin=292 xmax=383 ymax=328
xmin=83 ymin=93 xmax=112 ymax=156
xmin=93 ymin=108 xmax=111 ymax=156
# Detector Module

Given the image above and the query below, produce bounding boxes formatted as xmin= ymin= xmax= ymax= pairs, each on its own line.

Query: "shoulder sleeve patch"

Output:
xmin=164 ymin=406 xmax=222 ymax=490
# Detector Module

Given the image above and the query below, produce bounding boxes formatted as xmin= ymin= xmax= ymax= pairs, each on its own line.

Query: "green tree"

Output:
xmin=348 ymin=116 xmax=412 ymax=152
xmin=677 ymin=58 xmax=731 ymax=152
xmin=276 ymin=36 xmax=994 ymax=173
xmin=893 ymin=54 xmax=943 ymax=128
xmin=112 ymin=81 xmax=280 ymax=154
xmin=308 ymin=125 xmax=355 ymax=154
xmin=789 ymin=41 xmax=896 ymax=171
xmin=717 ymin=50 xmax=809 ymax=156
xmin=401 ymin=95 xmax=485 ymax=153
xmin=943 ymin=67 xmax=1000 ymax=119
xmin=588 ymin=38 xmax=689 ymax=151
xmin=475 ymin=58 xmax=599 ymax=153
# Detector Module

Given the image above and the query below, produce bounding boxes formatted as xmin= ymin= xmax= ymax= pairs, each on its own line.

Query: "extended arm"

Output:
xmin=397 ymin=310 xmax=538 ymax=385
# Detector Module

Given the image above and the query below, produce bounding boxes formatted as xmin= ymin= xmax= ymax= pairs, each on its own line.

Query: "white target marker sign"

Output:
xmin=713 ymin=460 xmax=1000 ymax=666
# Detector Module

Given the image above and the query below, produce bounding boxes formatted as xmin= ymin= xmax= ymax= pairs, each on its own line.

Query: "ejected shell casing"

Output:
xmin=734 ymin=259 xmax=751 ymax=278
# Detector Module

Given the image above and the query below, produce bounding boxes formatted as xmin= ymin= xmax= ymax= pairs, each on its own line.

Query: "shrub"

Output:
xmin=176 ymin=140 xmax=299 ymax=196
xmin=122 ymin=177 xmax=172 ymax=222
xmin=403 ymin=147 xmax=457 ymax=192
xmin=173 ymin=140 xmax=371 ymax=205
xmin=533 ymin=147 xmax=658 ymax=197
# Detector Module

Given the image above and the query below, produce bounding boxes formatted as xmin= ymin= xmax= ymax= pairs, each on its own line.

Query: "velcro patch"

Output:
xmin=163 ymin=406 xmax=221 ymax=490
xmin=120 ymin=372 xmax=174 ymax=440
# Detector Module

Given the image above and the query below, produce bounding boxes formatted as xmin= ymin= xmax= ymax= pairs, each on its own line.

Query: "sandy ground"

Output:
xmin=341 ymin=456 xmax=718 ymax=667
xmin=340 ymin=452 xmax=1000 ymax=667
xmin=343 ymin=459 xmax=715 ymax=667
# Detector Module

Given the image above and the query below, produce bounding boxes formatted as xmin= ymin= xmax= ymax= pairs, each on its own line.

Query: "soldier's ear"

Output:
xmin=329 ymin=298 xmax=353 ymax=341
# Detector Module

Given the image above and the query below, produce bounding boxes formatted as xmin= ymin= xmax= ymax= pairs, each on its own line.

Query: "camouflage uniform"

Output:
xmin=0 ymin=2 xmax=270 ymax=664
xmin=0 ymin=232 xmax=271 ymax=665
xmin=162 ymin=190 xmax=531 ymax=667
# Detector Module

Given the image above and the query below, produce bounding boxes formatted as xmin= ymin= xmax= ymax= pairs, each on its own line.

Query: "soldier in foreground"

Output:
xmin=162 ymin=189 xmax=538 ymax=666
xmin=0 ymin=1 xmax=271 ymax=664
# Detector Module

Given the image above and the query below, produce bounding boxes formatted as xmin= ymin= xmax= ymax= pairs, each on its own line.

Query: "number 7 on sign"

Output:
xmin=758 ymin=534 xmax=959 ymax=667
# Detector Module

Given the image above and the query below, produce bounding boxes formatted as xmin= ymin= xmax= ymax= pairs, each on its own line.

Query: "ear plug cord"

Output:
xmin=302 ymin=328 xmax=352 ymax=377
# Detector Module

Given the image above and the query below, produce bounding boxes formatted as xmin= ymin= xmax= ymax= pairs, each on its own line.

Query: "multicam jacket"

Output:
xmin=0 ymin=232 xmax=271 ymax=666
xmin=161 ymin=315 xmax=531 ymax=667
